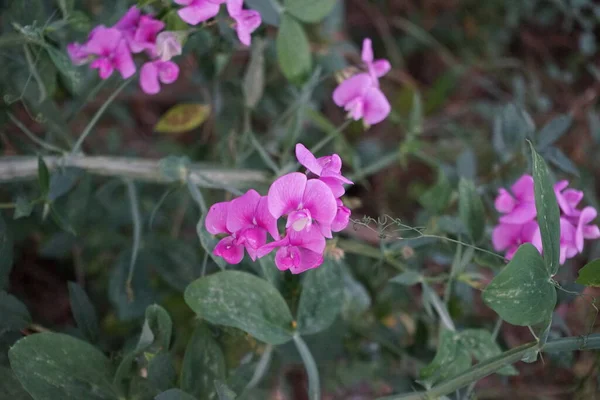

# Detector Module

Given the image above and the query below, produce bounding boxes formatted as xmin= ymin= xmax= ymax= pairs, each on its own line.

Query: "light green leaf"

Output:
xmin=243 ymin=38 xmax=266 ymax=109
xmin=154 ymin=104 xmax=211 ymax=134
xmin=284 ymin=0 xmax=337 ymax=23
xmin=181 ymin=324 xmax=226 ymax=400
xmin=536 ymin=115 xmax=572 ymax=150
xmin=296 ymin=260 xmax=343 ymax=335
xmin=0 ymin=292 xmax=31 ymax=332
xmin=184 ymin=271 xmax=294 ymax=345
xmin=483 ymin=244 xmax=556 ymax=326
xmin=575 ymin=259 xmax=600 ymax=287
xmin=155 ymin=389 xmax=197 ymax=400
xmin=9 ymin=332 xmax=118 ymax=400
xmin=459 ymin=330 xmax=518 ymax=375
xmin=0 ymin=214 xmax=13 ymax=290
xmin=214 ymin=381 xmax=237 ymax=400
xmin=390 ymin=271 xmax=422 ymax=286
xmin=277 ymin=14 xmax=312 ymax=82
xmin=530 ymin=143 xmax=561 ymax=275
xmin=49 ymin=205 xmax=76 ymax=235
xmin=68 ymin=282 xmax=99 ymax=343
xmin=419 ymin=329 xmax=471 ymax=387
xmin=458 ymin=178 xmax=485 ymax=241
xmin=163 ymin=10 xmax=189 ymax=31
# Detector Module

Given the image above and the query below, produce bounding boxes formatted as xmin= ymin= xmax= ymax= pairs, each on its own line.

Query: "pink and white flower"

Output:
xmin=175 ymin=0 xmax=226 ymax=25
xmin=139 ymin=60 xmax=180 ymax=95
xmin=295 ymin=143 xmax=352 ymax=198
xmin=226 ymin=0 xmax=262 ymax=46
xmin=257 ymin=228 xmax=326 ymax=274
xmin=85 ymin=27 xmax=136 ymax=79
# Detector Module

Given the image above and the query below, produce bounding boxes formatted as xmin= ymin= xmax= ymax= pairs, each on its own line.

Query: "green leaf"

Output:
xmin=109 ymin=251 xmax=155 ymax=321
xmin=284 ymin=0 xmax=337 ymax=23
xmin=154 ymin=104 xmax=211 ymax=134
xmin=0 ymin=292 xmax=31 ymax=332
xmin=49 ymin=168 xmax=84 ymax=202
xmin=68 ymin=282 xmax=99 ymax=343
xmin=13 ymin=196 xmax=34 ymax=220
xmin=163 ymin=10 xmax=189 ymax=31
xmin=389 ymin=270 xmax=422 ymax=286
xmin=9 ymin=332 xmax=118 ymax=400
xmin=419 ymin=329 xmax=471 ymax=387
xmin=575 ymin=259 xmax=600 ymax=287
xmin=536 ymin=115 xmax=572 ymax=150
xmin=419 ymin=171 xmax=452 ymax=214
xmin=155 ymin=389 xmax=197 ymax=400
xmin=530 ymin=143 xmax=561 ymax=275
xmin=49 ymin=205 xmax=76 ymax=235
xmin=181 ymin=324 xmax=226 ymax=400
xmin=37 ymin=157 xmax=50 ymax=197
xmin=543 ymin=146 xmax=579 ymax=176
xmin=340 ymin=266 xmax=371 ymax=320
xmin=0 ymin=366 xmax=32 ymax=400
xmin=493 ymin=104 xmax=535 ymax=156
xmin=483 ymin=244 xmax=556 ymax=326
xmin=46 ymin=47 xmax=84 ymax=95
xmin=459 ymin=330 xmax=518 ymax=375
xmin=0 ymin=214 xmax=13 ymax=290
xmin=245 ymin=0 xmax=280 ymax=26
xmin=243 ymin=38 xmax=266 ymax=109
xmin=143 ymin=304 xmax=173 ymax=352
xmin=296 ymin=260 xmax=343 ymax=335
xmin=196 ymin=216 xmax=227 ymax=270
xmin=214 ymin=381 xmax=236 ymax=400
xmin=184 ymin=271 xmax=294 ymax=345
xmin=293 ymin=335 xmax=320 ymax=400
xmin=277 ymin=14 xmax=312 ymax=82
xmin=147 ymin=353 xmax=176 ymax=392
xmin=458 ymin=178 xmax=485 ymax=241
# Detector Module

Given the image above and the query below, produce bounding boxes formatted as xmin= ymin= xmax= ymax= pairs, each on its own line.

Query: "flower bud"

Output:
xmin=155 ymin=31 xmax=184 ymax=62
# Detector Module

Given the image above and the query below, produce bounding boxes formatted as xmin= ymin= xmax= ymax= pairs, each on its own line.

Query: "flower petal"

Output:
xmin=158 ymin=61 xmax=180 ymax=84
xmin=205 ymin=201 xmax=230 ymax=235
xmin=492 ymin=223 xmax=520 ymax=251
xmin=256 ymin=236 xmax=288 ymax=259
xmin=499 ymin=201 xmax=536 ymax=224
xmin=178 ymin=3 xmax=220 ymax=25
xmin=295 ymin=143 xmax=322 ymax=175
xmin=140 ymin=61 xmax=160 ymax=95
xmin=302 ymin=179 xmax=337 ymax=227
xmin=331 ymin=201 xmax=351 ymax=232
xmin=362 ymin=86 xmax=391 ymax=125
xmin=287 ymin=227 xmax=326 ymax=254
xmin=290 ymin=248 xmax=324 ymax=274
xmin=371 ymin=59 xmax=391 ymax=77
xmin=256 ymin=196 xmax=280 ymax=240
xmin=494 ymin=189 xmax=515 ymax=213
xmin=114 ymin=40 xmax=136 ymax=79
xmin=361 ymin=38 xmax=373 ymax=63
xmin=85 ymin=27 xmax=122 ymax=54
xmin=511 ymin=174 xmax=534 ymax=202
xmin=267 ymin=172 xmax=307 ymax=219
xmin=226 ymin=189 xmax=261 ymax=233
xmin=226 ymin=0 xmax=243 ymax=16
xmin=332 ymin=73 xmax=372 ymax=107
xmin=214 ymin=236 xmax=244 ymax=264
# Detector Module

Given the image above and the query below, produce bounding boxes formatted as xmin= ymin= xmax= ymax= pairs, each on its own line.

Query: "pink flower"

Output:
xmin=554 ymin=180 xmax=584 ymax=217
xmin=332 ymin=199 xmax=351 ymax=232
xmin=156 ymin=31 xmax=183 ymax=61
xmin=175 ymin=0 xmax=226 ymax=25
xmin=492 ymin=221 xmax=542 ymax=260
xmin=85 ymin=27 xmax=136 ymax=79
xmin=205 ymin=190 xmax=279 ymax=263
xmin=114 ymin=6 xmax=142 ymax=44
xmin=114 ymin=7 xmax=165 ymax=55
xmin=267 ymin=173 xmax=337 ymax=238
xmin=333 ymin=38 xmax=391 ymax=126
xmin=257 ymin=228 xmax=326 ymax=274
xmin=67 ymin=43 xmax=90 ymax=65
xmin=575 ymin=207 xmax=600 ymax=253
xmin=558 ymin=218 xmax=578 ymax=264
xmin=494 ymin=175 xmax=536 ymax=224
xmin=139 ymin=60 xmax=180 ymax=94
xmin=295 ymin=143 xmax=352 ymax=198
xmin=226 ymin=0 xmax=261 ymax=46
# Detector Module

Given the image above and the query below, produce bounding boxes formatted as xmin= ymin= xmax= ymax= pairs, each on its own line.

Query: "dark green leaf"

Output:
xmin=214 ymin=381 xmax=236 ymax=400
xmin=245 ymin=0 xmax=280 ymax=26
xmin=181 ymin=324 xmax=226 ymax=400
xmin=277 ymin=14 xmax=312 ymax=82
xmin=13 ymin=196 xmax=34 ymax=220
xmin=390 ymin=271 xmax=422 ymax=286
xmin=493 ymin=104 xmax=534 ymax=156
xmin=284 ymin=0 xmax=337 ymax=23
xmin=50 ymin=205 xmax=76 ymax=235
xmin=143 ymin=304 xmax=173 ymax=351
xmin=37 ymin=157 xmax=50 ymax=197
xmin=483 ymin=244 xmax=556 ymax=326
xmin=575 ymin=259 xmax=600 ymax=287
xmin=0 ymin=366 xmax=32 ymax=399
xmin=184 ymin=271 xmax=294 ymax=345
xmin=147 ymin=353 xmax=176 ymax=392
xmin=0 ymin=214 xmax=13 ymax=290
xmin=459 ymin=330 xmax=518 ymax=375
xmin=46 ymin=47 xmax=84 ymax=95
xmin=68 ymin=282 xmax=99 ymax=343
xmin=341 ymin=266 xmax=371 ymax=320
xmin=420 ymin=330 xmax=471 ymax=387
xmin=456 ymin=149 xmax=477 ymax=180
xmin=530 ymin=143 xmax=561 ymax=275
xmin=9 ymin=332 xmax=118 ymax=400
xmin=155 ymin=389 xmax=197 ymax=400
xmin=109 ymin=251 xmax=156 ymax=321
xmin=419 ymin=171 xmax=452 ymax=214
xmin=543 ymin=146 xmax=579 ymax=177
xmin=536 ymin=115 xmax=572 ymax=150
xmin=458 ymin=178 xmax=485 ymax=241
xmin=296 ymin=260 xmax=343 ymax=335
xmin=49 ymin=168 xmax=84 ymax=202
xmin=0 ymin=292 xmax=31 ymax=332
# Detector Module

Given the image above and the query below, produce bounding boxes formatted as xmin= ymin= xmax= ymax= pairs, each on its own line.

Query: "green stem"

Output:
xmin=125 ymin=179 xmax=141 ymax=302
xmin=70 ymin=78 xmax=132 ymax=155
xmin=293 ymin=334 xmax=320 ymax=400
xmin=8 ymin=112 xmax=66 ymax=154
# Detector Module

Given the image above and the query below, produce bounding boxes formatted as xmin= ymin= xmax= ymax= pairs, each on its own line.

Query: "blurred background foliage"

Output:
xmin=1 ymin=0 xmax=600 ymax=399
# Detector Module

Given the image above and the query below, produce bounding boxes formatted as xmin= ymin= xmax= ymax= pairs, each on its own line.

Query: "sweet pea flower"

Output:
xmin=85 ymin=27 xmax=136 ymax=79
xmin=226 ymin=0 xmax=261 ymax=46
xmin=554 ymin=180 xmax=584 ymax=217
xmin=494 ymin=175 xmax=536 ymax=224
xmin=175 ymin=0 xmax=226 ymax=25
xmin=492 ymin=221 xmax=541 ymax=260
xmin=67 ymin=42 xmax=90 ymax=65
xmin=139 ymin=60 xmax=180 ymax=94
xmin=333 ymin=38 xmax=391 ymax=126
xmin=575 ymin=207 xmax=600 ymax=253
xmin=295 ymin=144 xmax=352 ymax=198
xmin=205 ymin=190 xmax=279 ymax=263
xmin=332 ymin=199 xmax=351 ymax=232
xmin=114 ymin=6 xmax=142 ymax=43
xmin=268 ymin=173 xmax=337 ymax=238
xmin=257 ymin=228 xmax=326 ymax=274
xmin=131 ymin=16 xmax=165 ymax=55
xmin=156 ymin=31 xmax=184 ymax=61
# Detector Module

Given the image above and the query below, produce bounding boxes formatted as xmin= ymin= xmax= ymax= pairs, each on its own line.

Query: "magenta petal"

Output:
xmin=274 ymin=246 xmax=300 ymax=271
xmin=371 ymin=59 xmax=391 ymax=78
xmin=114 ymin=40 xmax=136 ymax=79
xmin=361 ymin=38 xmax=373 ymax=63
xmin=583 ymin=225 xmax=600 ymax=239
xmin=362 ymin=87 xmax=391 ymax=125
xmin=226 ymin=189 xmax=261 ymax=233
xmin=576 ymin=207 xmax=598 ymax=252
xmin=295 ymin=143 xmax=322 ymax=175
xmin=287 ymin=227 xmax=326 ymax=254
xmin=267 ymin=172 xmax=307 ymax=219
xmin=214 ymin=236 xmax=244 ymax=264
xmin=205 ymin=201 xmax=230 ymax=235
xmin=67 ymin=43 xmax=89 ymax=65
xmin=85 ymin=27 xmax=122 ymax=54
xmin=494 ymin=189 xmax=515 ymax=213
xmin=291 ymin=248 xmax=324 ymax=274
xmin=331 ymin=202 xmax=351 ymax=232
xmin=302 ymin=179 xmax=337 ymax=226
xmin=239 ymin=227 xmax=267 ymax=261
xmin=511 ymin=174 xmax=534 ymax=201
xmin=90 ymin=59 xmax=114 ymax=79
xmin=226 ymin=0 xmax=243 ymax=15
xmin=158 ymin=61 xmax=180 ymax=84
xmin=318 ymin=222 xmax=333 ymax=239
xmin=140 ymin=62 xmax=160 ymax=95
xmin=114 ymin=6 xmax=141 ymax=32
xmin=319 ymin=177 xmax=345 ymax=198
xmin=256 ymin=196 xmax=280 ymax=240
xmin=178 ymin=3 xmax=221 ymax=25
xmin=499 ymin=202 xmax=537 ymax=224
xmin=257 ymin=236 xmax=288 ymax=258
xmin=492 ymin=224 xmax=519 ymax=251
xmin=332 ymin=73 xmax=372 ymax=107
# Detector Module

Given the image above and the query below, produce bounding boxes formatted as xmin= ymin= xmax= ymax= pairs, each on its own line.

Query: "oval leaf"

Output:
xmin=276 ymin=14 xmax=312 ymax=82
xmin=284 ymin=0 xmax=337 ymax=23
xmin=9 ymin=332 xmax=118 ymax=400
xmin=576 ymin=259 xmax=600 ymax=287
xmin=154 ymin=104 xmax=211 ymax=134
xmin=0 ymin=292 xmax=31 ymax=332
xmin=184 ymin=271 xmax=294 ymax=345
xmin=536 ymin=115 xmax=572 ymax=150
xmin=483 ymin=244 xmax=556 ymax=326
xmin=68 ymin=282 xmax=99 ymax=343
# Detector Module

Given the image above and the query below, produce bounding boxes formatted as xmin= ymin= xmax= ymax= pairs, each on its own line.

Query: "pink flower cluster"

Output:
xmin=67 ymin=6 xmax=181 ymax=94
xmin=492 ymin=174 xmax=600 ymax=264
xmin=333 ymin=38 xmax=391 ymax=126
xmin=205 ymin=144 xmax=352 ymax=274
